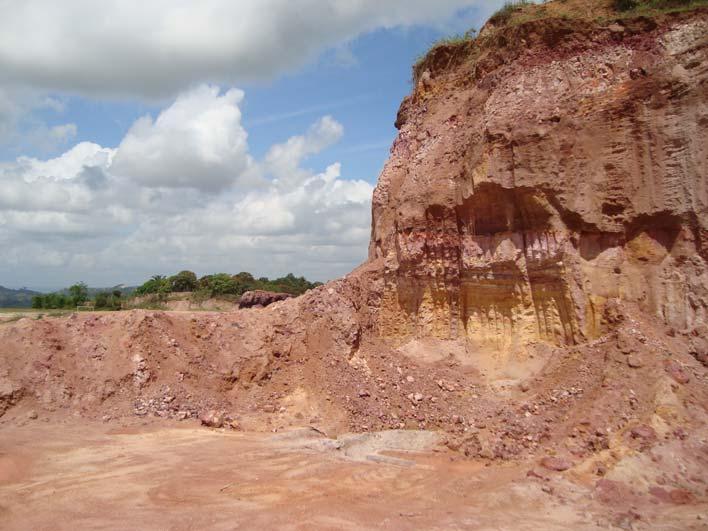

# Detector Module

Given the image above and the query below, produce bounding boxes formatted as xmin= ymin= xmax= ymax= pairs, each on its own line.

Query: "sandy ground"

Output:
xmin=0 ymin=420 xmax=575 ymax=530
xmin=0 ymin=419 xmax=705 ymax=530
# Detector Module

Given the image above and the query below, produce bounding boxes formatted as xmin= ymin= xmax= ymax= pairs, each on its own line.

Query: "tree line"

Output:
xmin=32 ymin=283 xmax=123 ymax=310
xmin=30 ymin=271 xmax=322 ymax=310
xmin=134 ymin=271 xmax=322 ymax=299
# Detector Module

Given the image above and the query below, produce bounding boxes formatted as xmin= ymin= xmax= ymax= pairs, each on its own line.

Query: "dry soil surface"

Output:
xmin=0 ymin=419 xmax=705 ymax=530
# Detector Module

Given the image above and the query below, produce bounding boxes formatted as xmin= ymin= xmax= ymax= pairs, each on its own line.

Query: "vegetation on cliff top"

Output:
xmin=413 ymin=0 xmax=708 ymax=81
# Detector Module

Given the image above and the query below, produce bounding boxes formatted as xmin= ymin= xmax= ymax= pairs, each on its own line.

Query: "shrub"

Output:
xmin=613 ymin=0 xmax=638 ymax=11
xmin=95 ymin=290 xmax=122 ymax=310
xmin=94 ymin=292 xmax=108 ymax=308
xmin=190 ymin=288 xmax=212 ymax=304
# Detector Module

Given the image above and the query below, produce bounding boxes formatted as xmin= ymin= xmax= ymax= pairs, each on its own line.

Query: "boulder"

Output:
xmin=239 ymin=290 xmax=292 ymax=309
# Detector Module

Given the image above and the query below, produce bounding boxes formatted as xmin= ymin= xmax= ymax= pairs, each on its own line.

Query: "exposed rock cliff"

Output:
xmin=370 ymin=3 xmax=708 ymax=355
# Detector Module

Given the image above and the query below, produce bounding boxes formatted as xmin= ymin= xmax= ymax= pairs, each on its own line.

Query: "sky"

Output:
xmin=0 ymin=0 xmax=507 ymax=290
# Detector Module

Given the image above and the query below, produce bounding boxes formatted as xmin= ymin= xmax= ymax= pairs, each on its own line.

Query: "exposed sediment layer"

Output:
xmin=370 ymin=9 xmax=708 ymax=349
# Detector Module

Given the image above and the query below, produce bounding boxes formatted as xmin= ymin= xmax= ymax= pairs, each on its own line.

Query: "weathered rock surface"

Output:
xmin=239 ymin=290 xmax=292 ymax=309
xmin=370 ymin=8 xmax=708 ymax=353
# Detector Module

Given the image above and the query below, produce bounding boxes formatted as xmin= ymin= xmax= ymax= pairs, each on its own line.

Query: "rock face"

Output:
xmin=239 ymin=290 xmax=292 ymax=309
xmin=369 ymin=8 xmax=708 ymax=352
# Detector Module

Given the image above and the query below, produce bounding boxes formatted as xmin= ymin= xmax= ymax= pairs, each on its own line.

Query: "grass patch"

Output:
xmin=490 ymin=0 xmax=535 ymax=24
xmin=488 ymin=0 xmax=708 ymax=27
xmin=413 ymin=28 xmax=478 ymax=78
xmin=412 ymin=0 xmax=707 ymax=81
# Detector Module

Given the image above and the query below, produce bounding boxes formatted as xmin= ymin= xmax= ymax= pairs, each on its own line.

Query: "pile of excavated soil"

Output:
xmin=1 ymin=294 xmax=705 ymax=473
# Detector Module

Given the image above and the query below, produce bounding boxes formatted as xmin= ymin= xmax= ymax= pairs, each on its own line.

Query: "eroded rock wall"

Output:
xmin=370 ymin=12 xmax=708 ymax=350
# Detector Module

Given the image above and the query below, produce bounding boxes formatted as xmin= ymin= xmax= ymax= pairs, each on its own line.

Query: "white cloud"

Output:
xmin=14 ymin=141 xmax=112 ymax=182
xmin=0 ymin=85 xmax=373 ymax=286
xmin=111 ymin=86 xmax=252 ymax=191
xmin=0 ymin=0 xmax=495 ymax=99
xmin=265 ymin=115 xmax=344 ymax=187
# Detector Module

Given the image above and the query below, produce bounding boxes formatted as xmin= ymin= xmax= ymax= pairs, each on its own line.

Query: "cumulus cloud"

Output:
xmin=14 ymin=142 xmax=114 ymax=182
xmin=111 ymin=86 xmax=252 ymax=192
xmin=0 ymin=0 xmax=496 ymax=99
xmin=0 ymin=85 xmax=373 ymax=286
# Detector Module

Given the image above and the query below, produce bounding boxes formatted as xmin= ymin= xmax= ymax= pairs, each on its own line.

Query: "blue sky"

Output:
xmin=0 ymin=1 xmax=505 ymax=290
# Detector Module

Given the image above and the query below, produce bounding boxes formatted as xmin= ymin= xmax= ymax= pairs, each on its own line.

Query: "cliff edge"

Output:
xmin=371 ymin=0 xmax=708 ymax=357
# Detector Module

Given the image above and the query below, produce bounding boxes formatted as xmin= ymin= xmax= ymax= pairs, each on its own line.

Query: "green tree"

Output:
xmin=95 ymin=290 xmax=122 ymax=310
xmin=45 ymin=293 xmax=58 ymax=308
xmin=38 ymin=292 xmax=67 ymax=309
xmin=199 ymin=273 xmax=238 ymax=296
xmin=68 ymin=282 xmax=89 ymax=306
xmin=231 ymin=272 xmax=257 ymax=295
xmin=95 ymin=292 xmax=109 ymax=309
xmin=135 ymin=275 xmax=171 ymax=295
xmin=170 ymin=270 xmax=198 ymax=292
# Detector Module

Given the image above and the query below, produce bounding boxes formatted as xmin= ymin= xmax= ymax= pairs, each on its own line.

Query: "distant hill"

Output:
xmin=0 ymin=286 xmax=42 ymax=308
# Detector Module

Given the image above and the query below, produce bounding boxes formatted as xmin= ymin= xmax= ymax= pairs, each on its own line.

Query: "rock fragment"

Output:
xmin=626 ymin=355 xmax=643 ymax=369
xmin=540 ymin=456 xmax=572 ymax=472
xmin=664 ymin=360 xmax=690 ymax=384
xmin=200 ymin=410 xmax=224 ymax=428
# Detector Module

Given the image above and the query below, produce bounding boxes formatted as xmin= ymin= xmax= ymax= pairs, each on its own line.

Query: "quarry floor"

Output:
xmin=0 ymin=418 xmax=705 ymax=530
